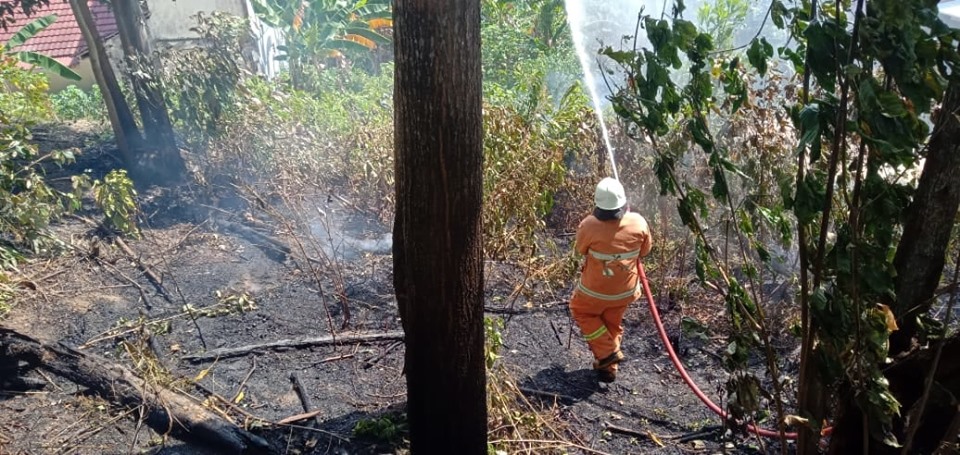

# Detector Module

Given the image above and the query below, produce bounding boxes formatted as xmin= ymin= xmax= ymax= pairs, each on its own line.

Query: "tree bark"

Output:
xmin=891 ymin=80 xmax=960 ymax=355
xmin=392 ymin=0 xmax=487 ymax=452
xmin=69 ymin=0 xmax=141 ymax=160
xmin=111 ymin=0 xmax=186 ymax=186
xmin=0 ymin=328 xmax=272 ymax=454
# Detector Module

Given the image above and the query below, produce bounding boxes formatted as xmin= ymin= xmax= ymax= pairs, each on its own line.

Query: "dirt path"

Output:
xmin=0 ymin=193 xmax=781 ymax=454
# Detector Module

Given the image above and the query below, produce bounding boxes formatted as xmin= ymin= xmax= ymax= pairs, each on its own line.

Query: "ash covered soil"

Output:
xmin=1 ymin=132 xmax=795 ymax=455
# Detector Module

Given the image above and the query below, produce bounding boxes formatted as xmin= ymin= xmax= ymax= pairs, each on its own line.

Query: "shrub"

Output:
xmin=482 ymin=81 xmax=598 ymax=259
xmin=1 ymin=52 xmax=81 ymax=261
xmin=0 ymin=52 xmax=52 ymax=122
xmin=50 ymin=84 xmax=106 ymax=121
xmin=93 ymin=169 xmax=139 ymax=237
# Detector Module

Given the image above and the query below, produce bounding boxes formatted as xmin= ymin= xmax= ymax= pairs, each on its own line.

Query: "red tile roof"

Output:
xmin=0 ymin=1 xmax=118 ymax=67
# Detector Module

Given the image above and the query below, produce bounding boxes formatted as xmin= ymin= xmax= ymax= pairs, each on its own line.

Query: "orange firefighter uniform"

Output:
xmin=570 ymin=211 xmax=651 ymax=375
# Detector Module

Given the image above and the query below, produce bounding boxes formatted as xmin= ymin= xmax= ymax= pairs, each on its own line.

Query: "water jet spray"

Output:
xmin=564 ymin=0 xmax=619 ymax=180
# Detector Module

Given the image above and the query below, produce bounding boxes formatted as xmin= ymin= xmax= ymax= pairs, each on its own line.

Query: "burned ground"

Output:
xmin=0 ymin=128 xmax=797 ymax=455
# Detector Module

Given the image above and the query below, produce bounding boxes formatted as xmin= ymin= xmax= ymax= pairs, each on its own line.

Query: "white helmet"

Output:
xmin=595 ymin=177 xmax=626 ymax=210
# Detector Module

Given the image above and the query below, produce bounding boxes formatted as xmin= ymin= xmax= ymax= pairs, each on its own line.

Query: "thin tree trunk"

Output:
xmin=69 ymin=0 xmax=141 ymax=161
xmin=393 ymin=0 xmax=486 ymax=452
xmin=891 ymin=80 xmax=960 ymax=355
xmin=111 ymin=0 xmax=185 ymax=185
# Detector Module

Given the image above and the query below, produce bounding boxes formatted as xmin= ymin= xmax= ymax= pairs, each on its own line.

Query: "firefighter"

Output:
xmin=570 ymin=177 xmax=652 ymax=383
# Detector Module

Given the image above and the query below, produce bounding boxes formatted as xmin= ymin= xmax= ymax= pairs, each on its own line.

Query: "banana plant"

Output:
xmin=251 ymin=0 xmax=391 ymax=65
xmin=2 ymin=14 xmax=82 ymax=81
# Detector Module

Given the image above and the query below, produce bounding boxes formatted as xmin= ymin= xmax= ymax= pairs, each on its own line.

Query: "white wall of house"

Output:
xmin=145 ymin=0 xmax=284 ymax=79
xmin=146 ymin=0 xmax=247 ymax=43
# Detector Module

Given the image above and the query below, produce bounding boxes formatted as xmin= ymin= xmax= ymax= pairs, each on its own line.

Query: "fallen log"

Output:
xmin=0 ymin=327 xmax=273 ymax=454
xmin=182 ymin=331 xmax=405 ymax=363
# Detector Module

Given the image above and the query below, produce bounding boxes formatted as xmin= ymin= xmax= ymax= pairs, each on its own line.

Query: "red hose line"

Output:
xmin=636 ymin=261 xmax=799 ymax=440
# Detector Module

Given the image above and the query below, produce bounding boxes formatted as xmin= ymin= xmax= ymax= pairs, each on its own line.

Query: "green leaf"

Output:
xmin=770 ymin=0 xmax=787 ymax=29
xmin=601 ymin=47 xmax=636 ymax=65
xmin=746 ymin=37 xmax=773 ymax=76
xmin=804 ymin=21 xmax=838 ymax=90
xmin=712 ymin=167 xmax=728 ymax=199
xmin=877 ymin=91 xmax=907 ymax=118
xmin=796 ymin=104 xmax=821 ymax=159
xmin=673 ymin=19 xmax=698 ymax=50
xmin=326 ymin=38 xmax=378 ymax=54
xmin=15 ymin=51 xmax=82 ymax=81
xmin=4 ymin=14 xmax=57 ymax=50
xmin=344 ymin=25 xmax=390 ymax=44
xmin=794 ymin=173 xmax=825 ymax=224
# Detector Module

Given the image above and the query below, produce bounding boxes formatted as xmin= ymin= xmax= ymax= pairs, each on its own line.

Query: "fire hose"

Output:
xmin=636 ymin=260 xmax=807 ymax=440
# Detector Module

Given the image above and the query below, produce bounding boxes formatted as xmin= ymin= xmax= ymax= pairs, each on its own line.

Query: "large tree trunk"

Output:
xmin=891 ymin=80 xmax=960 ymax=355
xmin=69 ymin=0 xmax=141 ymax=160
xmin=392 ymin=0 xmax=486 ymax=452
xmin=111 ymin=0 xmax=186 ymax=186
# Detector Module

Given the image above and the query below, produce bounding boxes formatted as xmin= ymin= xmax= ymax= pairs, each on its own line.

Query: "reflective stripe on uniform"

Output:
xmin=588 ymin=249 xmax=641 ymax=261
xmin=577 ymin=280 xmax=640 ymax=301
xmin=589 ymin=248 xmax=641 ymax=277
xmin=583 ymin=325 xmax=609 ymax=341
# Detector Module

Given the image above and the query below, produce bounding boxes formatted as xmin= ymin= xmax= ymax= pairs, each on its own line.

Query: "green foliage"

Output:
xmin=780 ymin=0 xmax=960 ymax=443
xmin=484 ymin=316 xmax=504 ymax=369
xmin=481 ymin=0 xmax=579 ymax=101
xmin=0 ymin=51 xmax=52 ymax=121
xmin=189 ymin=52 xmax=395 ymax=215
xmin=0 ymin=1 xmax=52 ymax=28
xmin=602 ymin=0 xmax=800 ymax=430
xmin=1 ymin=53 xmax=86 ymax=262
xmin=352 ymin=412 xmax=408 ymax=447
xmin=93 ymin=169 xmax=138 ymax=237
xmin=605 ymin=0 xmax=960 ymax=446
xmin=482 ymin=82 xmax=596 ymax=259
xmin=50 ymin=85 xmax=105 ymax=121
xmin=251 ymin=0 xmax=391 ymax=88
xmin=2 ymin=14 xmax=81 ymax=81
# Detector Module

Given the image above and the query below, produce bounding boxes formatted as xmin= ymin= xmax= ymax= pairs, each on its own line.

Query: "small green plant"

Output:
xmin=93 ymin=169 xmax=139 ymax=237
xmin=352 ymin=412 xmax=408 ymax=447
xmin=484 ymin=316 xmax=504 ymax=369
xmin=213 ymin=290 xmax=257 ymax=314
xmin=161 ymin=12 xmax=251 ymax=148
xmin=179 ymin=290 xmax=257 ymax=319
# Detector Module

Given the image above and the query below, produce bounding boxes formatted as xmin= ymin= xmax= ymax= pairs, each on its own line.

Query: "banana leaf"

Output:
xmin=2 ymin=14 xmax=57 ymax=50
xmin=15 ymin=51 xmax=82 ymax=81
